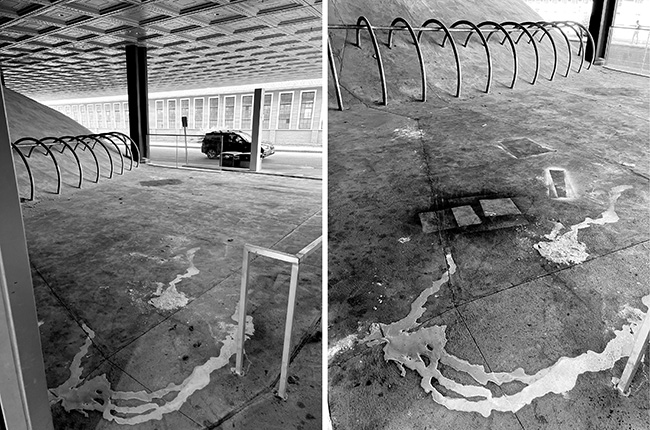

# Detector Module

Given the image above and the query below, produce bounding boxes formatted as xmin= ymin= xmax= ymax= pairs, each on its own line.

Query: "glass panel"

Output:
xmin=95 ymin=104 xmax=102 ymax=128
xmin=298 ymin=91 xmax=315 ymax=130
xmin=104 ymin=104 xmax=112 ymax=129
xmin=87 ymin=105 xmax=95 ymax=129
xmin=123 ymin=102 xmax=129 ymax=129
xmin=278 ymin=93 xmax=293 ymax=130
xmin=113 ymin=103 xmax=121 ymax=129
xmin=72 ymin=105 xmax=79 ymax=122
xmin=522 ymin=0 xmax=591 ymax=25
xmin=605 ymin=1 xmax=650 ymax=76
xmin=180 ymin=98 xmax=190 ymax=125
xmin=79 ymin=105 xmax=86 ymax=126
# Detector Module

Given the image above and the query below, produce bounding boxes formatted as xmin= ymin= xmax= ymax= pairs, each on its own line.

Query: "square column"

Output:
xmin=126 ymin=45 xmax=150 ymax=162
xmin=249 ymin=88 xmax=263 ymax=172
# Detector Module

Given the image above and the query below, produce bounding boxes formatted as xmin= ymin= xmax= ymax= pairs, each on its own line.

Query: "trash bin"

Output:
xmin=221 ymin=151 xmax=239 ymax=167
xmin=239 ymin=153 xmax=251 ymax=169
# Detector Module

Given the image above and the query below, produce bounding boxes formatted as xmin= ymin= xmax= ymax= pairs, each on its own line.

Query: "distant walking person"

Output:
xmin=632 ymin=20 xmax=640 ymax=44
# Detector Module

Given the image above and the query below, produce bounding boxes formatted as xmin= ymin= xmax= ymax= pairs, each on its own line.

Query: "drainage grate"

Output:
xmin=499 ymin=138 xmax=554 ymax=159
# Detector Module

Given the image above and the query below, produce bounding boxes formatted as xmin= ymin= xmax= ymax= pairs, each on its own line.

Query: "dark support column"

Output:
xmin=588 ymin=0 xmax=616 ymax=63
xmin=249 ymin=88 xmax=263 ymax=172
xmin=126 ymin=45 xmax=149 ymax=162
xmin=0 ymin=80 xmax=54 ymax=430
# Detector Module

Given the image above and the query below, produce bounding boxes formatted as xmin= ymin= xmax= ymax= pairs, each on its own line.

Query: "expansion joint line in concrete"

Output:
xmin=414 ymin=239 xmax=650 ymax=331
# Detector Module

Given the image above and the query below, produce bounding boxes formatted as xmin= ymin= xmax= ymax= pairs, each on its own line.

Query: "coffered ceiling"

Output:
xmin=0 ymin=0 xmax=322 ymax=100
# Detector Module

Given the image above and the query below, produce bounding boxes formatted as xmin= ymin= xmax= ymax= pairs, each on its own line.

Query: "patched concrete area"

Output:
xmin=327 ymin=1 xmax=649 ymax=427
xmin=19 ymin=164 xmax=321 ymax=429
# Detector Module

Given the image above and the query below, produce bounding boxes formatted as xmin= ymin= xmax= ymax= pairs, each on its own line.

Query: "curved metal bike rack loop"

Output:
xmin=555 ymin=21 xmax=587 ymax=73
xmin=564 ymin=21 xmax=594 ymax=70
xmin=500 ymin=21 xmax=540 ymax=85
xmin=444 ymin=20 xmax=493 ymax=94
xmin=55 ymin=136 xmax=100 ymax=183
xmin=355 ymin=16 xmax=388 ymax=105
xmin=417 ymin=19 xmax=462 ymax=97
xmin=13 ymin=137 xmax=62 ymax=195
xmin=534 ymin=21 xmax=572 ymax=77
xmin=99 ymin=133 xmax=129 ymax=172
xmin=92 ymin=134 xmax=124 ymax=175
xmin=78 ymin=135 xmax=114 ymax=179
xmin=58 ymin=136 xmax=99 ymax=183
xmin=328 ymin=37 xmax=345 ymax=111
xmin=520 ymin=21 xmax=558 ymax=80
xmin=38 ymin=136 xmax=84 ymax=189
xmin=479 ymin=21 xmax=519 ymax=89
xmin=10 ymin=143 xmax=35 ymax=201
xmin=105 ymin=131 xmax=140 ymax=167
xmin=387 ymin=17 xmax=427 ymax=102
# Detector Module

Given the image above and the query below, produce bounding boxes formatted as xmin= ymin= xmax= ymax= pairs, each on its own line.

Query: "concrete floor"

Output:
xmin=16 ymin=161 xmax=322 ymax=429
xmin=327 ymin=10 xmax=650 ymax=429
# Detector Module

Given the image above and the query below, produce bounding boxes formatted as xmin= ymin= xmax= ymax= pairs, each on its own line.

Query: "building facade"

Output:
xmin=46 ymin=81 xmax=323 ymax=147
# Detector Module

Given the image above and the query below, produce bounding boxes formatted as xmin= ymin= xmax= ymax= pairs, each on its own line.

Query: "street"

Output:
xmin=148 ymin=145 xmax=322 ymax=179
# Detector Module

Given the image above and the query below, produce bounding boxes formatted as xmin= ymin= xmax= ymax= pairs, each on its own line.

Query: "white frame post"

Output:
xmin=617 ymin=311 xmax=650 ymax=394
xmin=234 ymin=236 xmax=322 ymax=399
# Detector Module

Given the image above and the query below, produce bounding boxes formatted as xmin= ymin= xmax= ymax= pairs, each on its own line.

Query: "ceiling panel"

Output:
xmin=0 ymin=0 xmax=322 ymax=100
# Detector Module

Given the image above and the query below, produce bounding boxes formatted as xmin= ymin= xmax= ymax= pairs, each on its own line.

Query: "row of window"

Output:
xmin=54 ymin=90 xmax=317 ymax=131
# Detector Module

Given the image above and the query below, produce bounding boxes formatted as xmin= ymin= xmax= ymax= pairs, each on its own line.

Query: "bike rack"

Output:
xmin=13 ymin=137 xmax=62 ymax=195
xmin=445 ymin=20 xmax=493 ymax=93
xmin=235 ymin=236 xmax=323 ymax=400
xmin=10 ymin=143 xmax=34 ymax=202
xmin=355 ymin=16 xmax=388 ymax=105
xmin=328 ymin=18 xmax=595 ymax=106
xmin=11 ymin=132 xmax=139 ymax=201
xmin=387 ymin=17 xmax=427 ymax=102
xmin=418 ymin=19 xmax=462 ymax=97
xmin=328 ymin=37 xmax=345 ymax=111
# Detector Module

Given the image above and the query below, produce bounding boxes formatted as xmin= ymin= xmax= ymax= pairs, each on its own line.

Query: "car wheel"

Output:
xmin=206 ymin=149 xmax=218 ymax=159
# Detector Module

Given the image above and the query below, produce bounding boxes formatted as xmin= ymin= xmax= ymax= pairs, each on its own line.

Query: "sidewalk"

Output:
xmin=274 ymin=144 xmax=322 ymax=153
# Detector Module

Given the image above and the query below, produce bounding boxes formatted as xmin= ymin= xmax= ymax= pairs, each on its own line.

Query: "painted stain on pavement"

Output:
xmin=534 ymin=185 xmax=632 ymax=265
xmin=362 ymin=254 xmax=648 ymax=417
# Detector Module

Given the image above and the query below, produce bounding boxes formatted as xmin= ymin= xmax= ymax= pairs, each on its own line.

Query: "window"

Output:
xmin=104 ymin=103 xmax=112 ymax=129
xmin=80 ymin=105 xmax=87 ymax=126
xmin=167 ymin=99 xmax=177 ymax=129
xmin=277 ymin=92 xmax=293 ymax=130
xmin=155 ymin=100 xmax=164 ymax=129
xmin=224 ymin=96 xmax=235 ymax=129
xmin=262 ymin=94 xmax=272 ymax=129
xmin=113 ymin=103 xmax=121 ymax=129
xmin=298 ymin=91 xmax=316 ymax=129
xmin=194 ymin=98 xmax=204 ymax=129
xmin=180 ymin=98 xmax=189 ymax=127
xmin=87 ymin=105 xmax=95 ymax=128
xmin=64 ymin=106 xmax=71 ymax=117
xmin=208 ymin=97 xmax=219 ymax=128
xmin=123 ymin=102 xmax=129 ymax=129
xmin=240 ymin=95 xmax=253 ymax=129
xmin=95 ymin=104 xmax=102 ymax=128
xmin=72 ymin=105 xmax=79 ymax=122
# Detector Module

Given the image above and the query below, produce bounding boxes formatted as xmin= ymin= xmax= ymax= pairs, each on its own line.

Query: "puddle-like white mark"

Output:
xmin=50 ymin=310 xmax=254 ymax=424
xmin=38 ymin=320 xmax=44 ymax=327
xmin=393 ymin=126 xmax=424 ymax=140
xmin=363 ymin=254 xmax=647 ymax=417
xmin=328 ymin=334 xmax=360 ymax=363
xmin=534 ymin=185 xmax=632 ymax=265
xmin=398 ymin=237 xmax=411 ymax=244
xmin=149 ymin=247 xmax=200 ymax=310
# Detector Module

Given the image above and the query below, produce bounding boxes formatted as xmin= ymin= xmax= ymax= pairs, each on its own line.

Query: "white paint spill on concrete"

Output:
xmin=392 ymin=125 xmax=424 ymax=140
xmin=50 ymin=309 xmax=254 ymax=425
xmin=328 ymin=334 xmax=360 ymax=363
xmin=363 ymin=253 xmax=648 ymax=417
xmin=38 ymin=320 xmax=44 ymax=327
xmin=534 ymin=185 xmax=632 ymax=265
xmin=398 ymin=237 xmax=411 ymax=244
xmin=149 ymin=247 xmax=200 ymax=311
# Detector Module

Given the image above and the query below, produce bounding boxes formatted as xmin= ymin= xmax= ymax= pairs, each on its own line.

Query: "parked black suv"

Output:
xmin=200 ymin=130 xmax=275 ymax=160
